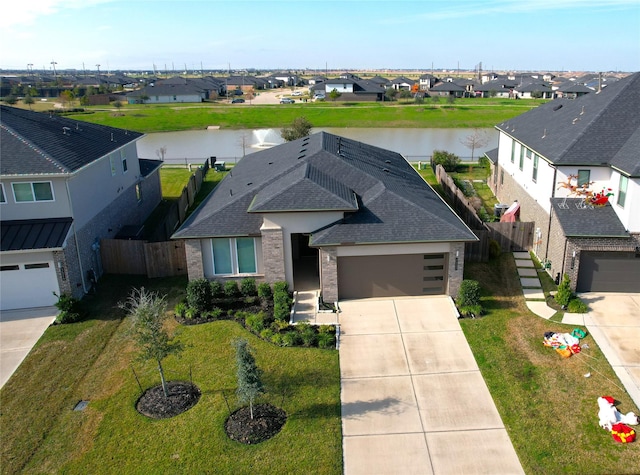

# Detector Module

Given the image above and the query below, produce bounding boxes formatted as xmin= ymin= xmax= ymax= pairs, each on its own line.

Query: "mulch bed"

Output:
xmin=225 ymin=404 xmax=287 ymax=444
xmin=136 ymin=381 xmax=201 ymax=419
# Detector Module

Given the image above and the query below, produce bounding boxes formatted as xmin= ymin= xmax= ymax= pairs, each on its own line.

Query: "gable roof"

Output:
xmin=173 ymin=132 xmax=477 ymax=246
xmin=496 ymin=72 xmax=640 ymax=176
xmin=0 ymin=106 xmax=143 ymax=176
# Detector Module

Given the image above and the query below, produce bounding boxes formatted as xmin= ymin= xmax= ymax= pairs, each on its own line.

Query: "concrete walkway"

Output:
xmin=0 ymin=306 xmax=58 ymax=388
xmin=513 ymin=252 xmax=640 ymax=409
xmin=338 ymin=297 xmax=523 ymax=475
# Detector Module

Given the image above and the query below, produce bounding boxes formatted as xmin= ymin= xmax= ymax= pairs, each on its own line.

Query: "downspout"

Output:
xmin=65 ymin=177 xmax=88 ymax=294
xmin=544 ymin=167 xmax=558 ymax=260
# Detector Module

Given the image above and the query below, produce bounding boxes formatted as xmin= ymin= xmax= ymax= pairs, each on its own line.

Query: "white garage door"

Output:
xmin=0 ymin=261 xmax=60 ymax=310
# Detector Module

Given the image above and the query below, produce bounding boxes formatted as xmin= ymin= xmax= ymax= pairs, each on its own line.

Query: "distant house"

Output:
xmin=514 ymin=81 xmax=554 ymax=99
xmin=429 ymin=81 xmax=466 ymax=98
xmin=172 ymin=132 xmax=477 ymax=301
xmin=389 ymin=76 xmax=417 ymax=91
xmin=311 ymin=77 xmax=385 ymax=101
xmin=419 ymin=74 xmax=438 ymax=90
xmin=0 ymin=106 xmax=162 ymax=310
xmin=127 ymin=83 xmax=205 ymax=104
xmin=554 ymin=82 xmax=593 ymax=99
xmin=485 ymin=72 xmax=640 ymax=292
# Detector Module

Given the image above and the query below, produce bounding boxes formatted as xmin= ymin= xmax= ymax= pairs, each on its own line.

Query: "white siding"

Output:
xmin=0 ymin=178 xmax=71 ymax=220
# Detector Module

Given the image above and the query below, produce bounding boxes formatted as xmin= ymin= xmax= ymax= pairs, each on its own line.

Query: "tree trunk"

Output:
xmin=158 ymin=360 xmax=169 ymax=398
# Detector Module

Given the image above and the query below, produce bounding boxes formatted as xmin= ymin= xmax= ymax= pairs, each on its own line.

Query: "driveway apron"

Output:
xmin=0 ymin=307 xmax=57 ymax=388
xmin=339 ymin=296 xmax=523 ymax=475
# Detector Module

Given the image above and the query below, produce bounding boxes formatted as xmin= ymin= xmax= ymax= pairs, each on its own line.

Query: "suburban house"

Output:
xmin=0 ymin=106 xmax=162 ymax=310
xmin=389 ymin=76 xmax=417 ymax=91
xmin=311 ymin=77 xmax=386 ymax=102
xmin=485 ymin=72 xmax=640 ymax=293
xmin=172 ymin=132 xmax=478 ymax=301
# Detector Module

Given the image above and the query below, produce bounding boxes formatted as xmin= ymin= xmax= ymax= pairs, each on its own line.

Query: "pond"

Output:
xmin=136 ymin=127 xmax=498 ymax=166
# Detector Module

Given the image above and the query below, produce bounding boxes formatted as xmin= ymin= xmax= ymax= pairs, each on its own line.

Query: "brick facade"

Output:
xmin=447 ymin=243 xmax=465 ymax=297
xmin=185 ymin=239 xmax=204 ymax=280
xmin=320 ymin=248 xmax=338 ymax=302
xmin=260 ymin=228 xmax=286 ymax=283
xmin=492 ymin=163 xmax=551 ymax=259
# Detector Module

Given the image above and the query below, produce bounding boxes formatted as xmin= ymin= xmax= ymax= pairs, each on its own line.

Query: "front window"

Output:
xmin=577 ymin=170 xmax=590 ymax=187
xmin=617 ymin=175 xmax=628 ymax=208
xmin=211 ymin=238 xmax=257 ymax=275
xmin=12 ymin=181 xmax=54 ymax=202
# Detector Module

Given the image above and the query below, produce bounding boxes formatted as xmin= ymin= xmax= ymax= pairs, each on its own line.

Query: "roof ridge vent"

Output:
xmin=62 ymin=126 xmax=71 ymax=135
xmin=110 ymin=132 xmax=114 ymax=141
xmin=580 ymin=105 xmax=585 ymax=115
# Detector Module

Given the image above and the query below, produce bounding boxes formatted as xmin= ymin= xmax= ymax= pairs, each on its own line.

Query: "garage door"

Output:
xmin=0 ymin=261 xmax=59 ymax=310
xmin=577 ymin=251 xmax=640 ymax=293
xmin=338 ymin=254 xmax=447 ymax=299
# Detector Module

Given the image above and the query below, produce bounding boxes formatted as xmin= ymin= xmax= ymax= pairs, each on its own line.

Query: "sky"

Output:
xmin=1 ymin=0 xmax=639 ymax=73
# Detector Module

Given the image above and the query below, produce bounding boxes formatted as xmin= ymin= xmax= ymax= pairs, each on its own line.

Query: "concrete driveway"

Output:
xmin=0 ymin=307 xmax=57 ymax=388
xmin=338 ymin=296 xmax=523 ymax=475
xmin=580 ymin=293 xmax=640 ymax=409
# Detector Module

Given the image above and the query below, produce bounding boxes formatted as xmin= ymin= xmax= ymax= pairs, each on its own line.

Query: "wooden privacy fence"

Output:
xmin=100 ymin=239 xmax=187 ymax=278
xmin=434 ymin=164 xmax=533 ymax=261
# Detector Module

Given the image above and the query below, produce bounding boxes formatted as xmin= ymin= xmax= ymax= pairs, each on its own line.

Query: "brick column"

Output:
xmin=261 ymin=228 xmax=286 ymax=283
xmin=185 ymin=239 xmax=204 ymax=280
xmin=448 ymin=243 xmax=465 ymax=297
xmin=320 ymin=248 xmax=338 ymax=302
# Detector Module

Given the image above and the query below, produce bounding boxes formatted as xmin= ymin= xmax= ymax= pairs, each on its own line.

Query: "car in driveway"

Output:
xmin=280 ymin=98 xmax=295 ymax=104
xmin=291 ymin=91 xmax=302 ymax=96
xmin=231 ymin=98 xmax=245 ymax=104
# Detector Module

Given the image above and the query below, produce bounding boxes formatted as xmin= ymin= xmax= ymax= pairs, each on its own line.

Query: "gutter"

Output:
xmin=65 ymin=177 xmax=88 ymax=294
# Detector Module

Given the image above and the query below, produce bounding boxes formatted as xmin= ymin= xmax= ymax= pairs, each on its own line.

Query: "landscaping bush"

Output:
xmin=245 ymin=312 xmax=266 ymax=333
xmin=282 ymin=331 xmax=302 ymax=347
xmin=457 ymin=280 xmax=481 ymax=307
xmin=257 ymin=282 xmax=273 ymax=300
xmin=186 ymin=278 xmax=212 ymax=312
xmin=271 ymin=319 xmax=290 ymax=332
xmin=432 ymin=150 xmax=460 ymax=172
xmin=297 ymin=323 xmax=317 ymax=347
xmin=260 ymin=328 xmax=275 ymax=341
xmin=567 ymin=298 xmax=588 ymax=313
xmin=53 ymin=292 xmax=83 ymax=324
xmin=317 ymin=332 xmax=336 ymax=349
xmin=273 ymin=281 xmax=289 ymax=294
xmin=240 ymin=278 xmax=257 ymax=297
xmin=224 ymin=280 xmax=240 ymax=298
xmin=555 ymin=274 xmax=572 ymax=308
xmin=488 ymin=239 xmax=502 ymax=260
xmin=174 ymin=301 xmax=187 ymax=319
xmin=210 ymin=280 xmax=224 ymax=298
xmin=202 ymin=308 xmax=224 ymax=320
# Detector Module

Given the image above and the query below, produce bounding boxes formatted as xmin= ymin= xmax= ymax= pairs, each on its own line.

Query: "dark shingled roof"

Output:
xmin=496 ymin=72 xmax=640 ymax=177
xmin=0 ymin=105 xmax=143 ymax=176
xmin=550 ymin=198 xmax=628 ymax=238
xmin=173 ymin=132 xmax=478 ymax=246
xmin=1 ymin=218 xmax=73 ymax=251
xmin=138 ymin=158 xmax=163 ymax=177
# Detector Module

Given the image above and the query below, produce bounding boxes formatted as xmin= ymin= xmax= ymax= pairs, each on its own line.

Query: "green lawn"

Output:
xmin=61 ymin=98 xmax=545 ymax=133
xmin=461 ymin=255 xmax=640 ymax=474
xmin=0 ymin=275 xmax=342 ymax=475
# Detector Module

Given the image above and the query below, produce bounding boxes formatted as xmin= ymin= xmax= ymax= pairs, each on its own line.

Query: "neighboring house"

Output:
xmin=485 ymin=72 xmax=640 ymax=293
xmin=312 ymin=78 xmax=385 ymax=101
xmin=127 ymin=83 xmax=205 ymax=104
xmin=554 ymin=82 xmax=593 ymax=99
xmin=419 ymin=74 xmax=438 ymax=90
xmin=429 ymin=81 xmax=466 ymax=98
xmin=0 ymin=106 xmax=162 ymax=310
xmin=389 ymin=76 xmax=417 ymax=91
xmin=172 ymin=132 xmax=477 ymax=301
xmin=514 ymin=81 xmax=554 ymax=99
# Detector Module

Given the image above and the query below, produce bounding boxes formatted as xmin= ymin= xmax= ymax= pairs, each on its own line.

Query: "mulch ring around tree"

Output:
xmin=225 ymin=404 xmax=287 ymax=444
xmin=136 ymin=381 xmax=201 ymax=419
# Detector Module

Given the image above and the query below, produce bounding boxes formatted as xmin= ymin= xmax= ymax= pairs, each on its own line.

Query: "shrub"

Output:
xmin=432 ymin=150 xmax=460 ymax=172
xmin=257 ymin=282 xmax=273 ymax=300
xmin=567 ymin=298 xmax=588 ymax=313
xmin=245 ymin=312 xmax=265 ymax=333
xmin=174 ymin=301 xmax=187 ymax=318
xmin=53 ymin=292 xmax=83 ymax=324
xmin=260 ymin=328 xmax=275 ymax=341
xmin=224 ymin=280 xmax=240 ymax=298
xmin=274 ymin=300 xmax=290 ymax=322
xmin=210 ymin=280 xmax=224 ymax=298
xmin=273 ymin=281 xmax=289 ymax=294
xmin=282 ymin=331 xmax=301 ymax=347
xmin=270 ymin=333 xmax=284 ymax=346
xmin=298 ymin=324 xmax=317 ymax=347
xmin=488 ymin=239 xmax=502 ymax=260
xmin=457 ymin=280 xmax=481 ymax=308
xmin=271 ymin=319 xmax=290 ymax=332
xmin=459 ymin=304 xmax=483 ymax=318
xmin=184 ymin=307 xmax=198 ymax=320
xmin=240 ymin=278 xmax=257 ymax=297
xmin=318 ymin=325 xmax=335 ymax=334
xmin=186 ymin=278 xmax=212 ymax=312
xmin=203 ymin=308 xmax=224 ymax=320
xmin=317 ymin=332 xmax=336 ymax=349
xmin=555 ymin=274 xmax=572 ymax=307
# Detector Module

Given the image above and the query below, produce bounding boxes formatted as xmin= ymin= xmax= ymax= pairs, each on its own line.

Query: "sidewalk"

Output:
xmin=513 ymin=252 xmax=640 ymax=409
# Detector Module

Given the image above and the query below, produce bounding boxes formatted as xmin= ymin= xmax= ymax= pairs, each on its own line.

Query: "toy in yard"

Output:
xmin=597 ymin=396 xmax=639 ymax=443
xmin=543 ymin=329 xmax=586 ymax=358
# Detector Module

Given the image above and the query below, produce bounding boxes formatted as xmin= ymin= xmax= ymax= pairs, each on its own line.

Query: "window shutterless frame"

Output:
xmin=11 ymin=181 xmax=55 ymax=202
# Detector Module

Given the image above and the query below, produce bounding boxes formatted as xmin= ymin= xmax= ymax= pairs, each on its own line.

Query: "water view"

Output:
xmin=136 ymin=127 xmax=498 ymax=166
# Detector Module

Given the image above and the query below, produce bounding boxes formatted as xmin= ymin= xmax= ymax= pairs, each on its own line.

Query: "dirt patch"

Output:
xmin=136 ymin=381 xmax=201 ymax=419
xmin=225 ymin=404 xmax=287 ymax=444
